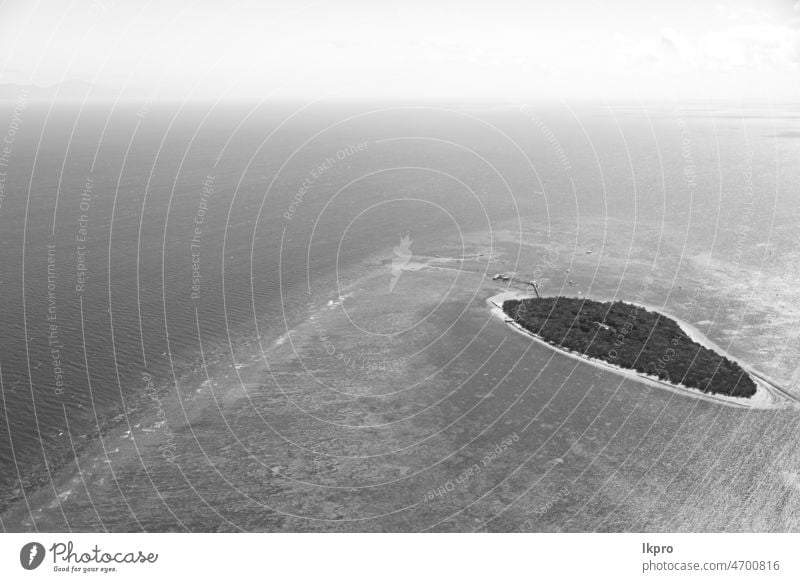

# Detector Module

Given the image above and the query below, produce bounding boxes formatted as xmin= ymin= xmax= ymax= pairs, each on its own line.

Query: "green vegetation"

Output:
xmin=502 ymin=296 xmax=756 ymax=398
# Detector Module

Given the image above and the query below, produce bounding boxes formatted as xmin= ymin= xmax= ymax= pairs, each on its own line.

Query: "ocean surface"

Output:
xmin=1 ymin=100 xmax=800 ymax=531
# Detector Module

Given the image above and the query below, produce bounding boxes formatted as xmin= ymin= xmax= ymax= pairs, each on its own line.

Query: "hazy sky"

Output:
xmin=1 ymin=0 xmax=799 ymax=102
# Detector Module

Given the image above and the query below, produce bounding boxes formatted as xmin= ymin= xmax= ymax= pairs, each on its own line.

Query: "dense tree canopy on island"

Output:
xmin=503 ymin=296 xmax=756 ymax=398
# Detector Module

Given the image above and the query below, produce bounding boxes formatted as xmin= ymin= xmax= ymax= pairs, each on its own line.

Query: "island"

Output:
xmin=501 ymin=296 xmax=757 ymax=398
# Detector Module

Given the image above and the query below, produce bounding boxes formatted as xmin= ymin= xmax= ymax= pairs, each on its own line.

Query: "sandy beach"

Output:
xmin=487 ymin=291 xmax=798 ymax=410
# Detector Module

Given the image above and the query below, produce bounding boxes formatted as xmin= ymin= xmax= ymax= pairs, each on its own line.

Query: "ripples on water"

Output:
xmin=2 ymin=102 xmax=800 ymax=531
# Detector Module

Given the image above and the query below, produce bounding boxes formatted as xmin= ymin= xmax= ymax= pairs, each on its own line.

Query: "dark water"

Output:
xmin=1 ymin=100 xmax=799 ymax=531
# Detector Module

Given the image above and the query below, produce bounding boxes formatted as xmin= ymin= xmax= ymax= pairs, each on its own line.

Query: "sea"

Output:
xmin=1 ymin=99 xmax=800 ymax=531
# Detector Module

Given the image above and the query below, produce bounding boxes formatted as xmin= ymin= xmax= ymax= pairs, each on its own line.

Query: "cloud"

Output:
xmin=702 ymin=24 xmax=800 ymax=70
xmin=612 ymin=27 xmax=687 ymax=68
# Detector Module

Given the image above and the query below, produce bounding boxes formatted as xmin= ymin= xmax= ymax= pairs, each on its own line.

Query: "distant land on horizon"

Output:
xmin=0 ymin=79 xmax=117 ymax=102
